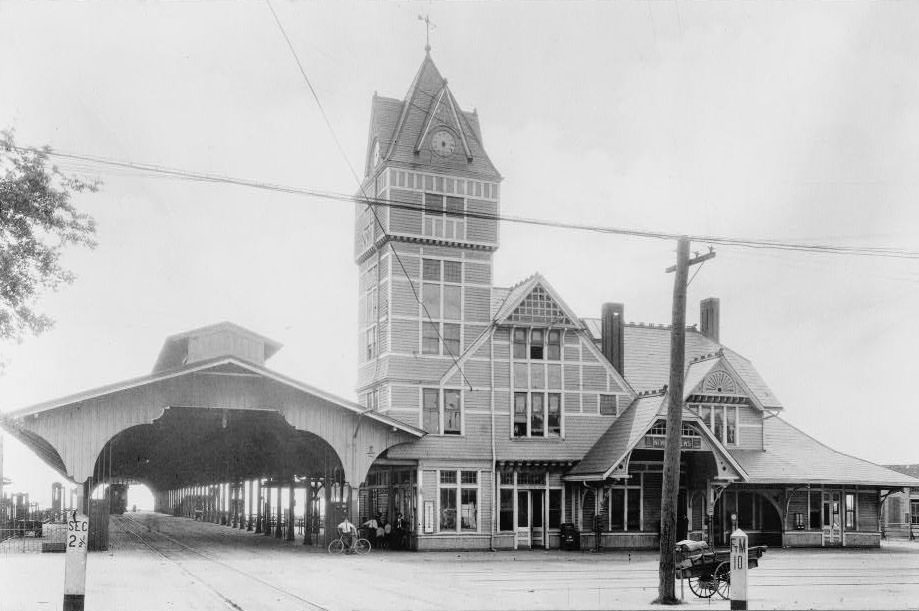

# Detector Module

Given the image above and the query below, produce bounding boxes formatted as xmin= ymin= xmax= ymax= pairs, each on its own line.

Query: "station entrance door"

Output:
xmin=516 ymin=490 xmax=545 ymax=549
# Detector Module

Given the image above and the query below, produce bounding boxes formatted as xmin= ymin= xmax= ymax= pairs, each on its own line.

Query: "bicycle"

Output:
xmin=328 ymin=533 xmax=371 ymax=555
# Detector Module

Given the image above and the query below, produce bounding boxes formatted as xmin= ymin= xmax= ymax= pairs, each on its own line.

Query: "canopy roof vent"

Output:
xmin=152 ymin=322 xmax=283 ymax=373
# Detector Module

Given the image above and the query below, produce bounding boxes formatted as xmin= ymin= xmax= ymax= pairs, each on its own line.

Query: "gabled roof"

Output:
xmin=729 ymin=417 xmax=919 ymax=487
xmin=581 ymin=320 xmax=783 ymax=410
xmin=3 ymin=355 xmax=424 ymax=438
xmin=492 ymin=273 xmax=579 ymax=327
xmin=373 ymin=53 xmax=500 ymax=179
xmin=565 ymin=393 xmax=666 ymax=480
xmin=566 ymin=393 xmax=747 ymax=482
xmin=152 ymin=321 xmax=282 ymax=373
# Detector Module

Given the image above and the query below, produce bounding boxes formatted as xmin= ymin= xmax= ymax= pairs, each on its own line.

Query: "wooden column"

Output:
xmin=286 ymin=481 xmax=295 ymax=541
xmin=275 ymin=485 xmax=283 ymax=538
xmin=255 ymin=479 xmax=263 ymax=534
xmin=264 ymin=482 xmax=272 ymax=537
xmin=303 ymin=476 xmax=311 ymax=545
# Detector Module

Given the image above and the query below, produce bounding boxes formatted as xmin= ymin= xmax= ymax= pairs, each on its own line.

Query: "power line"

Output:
xmin=31 ymin=144 xmax=919 ymax=262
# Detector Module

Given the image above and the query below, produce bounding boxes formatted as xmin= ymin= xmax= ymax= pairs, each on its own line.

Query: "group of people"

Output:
xmin=337 ymin=511 xmax=408 ymax=552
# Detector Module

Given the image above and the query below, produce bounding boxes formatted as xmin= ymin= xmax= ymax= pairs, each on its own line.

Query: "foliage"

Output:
xmin=0 ymin=130 xmax=98 ymax=345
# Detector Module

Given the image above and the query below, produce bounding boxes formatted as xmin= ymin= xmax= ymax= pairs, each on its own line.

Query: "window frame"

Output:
xmin=420 ymin=258 xmax=463 ymax=357
xmin=512 ymin=326 xmax=564 ymax=362
xmin=605 ymin=477 xmax=643 ymax=532
xmin=689 ymin=403 xmax=739 ymax=447
xmin=421 ymin=387 xmax=463 ymax=436
xmin=436 ymin=469 xmax=479 ymax=533
xmin=512 ymin=391 xmax=562 ymax=438
xmin=422 ymin=192 xmax=467 ymax=240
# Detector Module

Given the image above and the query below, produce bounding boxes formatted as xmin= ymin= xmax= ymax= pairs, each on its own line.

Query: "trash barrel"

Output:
xmin=560 ymin=522 xmax=580 ymax=550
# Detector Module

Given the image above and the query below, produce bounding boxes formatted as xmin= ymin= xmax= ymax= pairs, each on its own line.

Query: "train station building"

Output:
xmin=2 ymin=50 xmax=917 ymax=552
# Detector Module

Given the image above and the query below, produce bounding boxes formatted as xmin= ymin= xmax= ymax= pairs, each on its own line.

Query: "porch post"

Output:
xmin=286 ymin=480 xmax=295 ymax=541
xmin=275 ymin=484 xmax=282 ymax=538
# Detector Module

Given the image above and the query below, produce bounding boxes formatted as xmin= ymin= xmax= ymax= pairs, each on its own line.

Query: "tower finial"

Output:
xmin=418 ymin=14 xmax=436 ymax=54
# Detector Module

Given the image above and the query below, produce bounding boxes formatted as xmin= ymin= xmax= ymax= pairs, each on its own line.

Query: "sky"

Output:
xmin=1 ymin=1 xmax=918 ymax=507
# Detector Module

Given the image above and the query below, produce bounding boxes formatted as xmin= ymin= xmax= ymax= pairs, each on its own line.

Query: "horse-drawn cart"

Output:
xmin=675 ymin=539 xmax=766 ymax=599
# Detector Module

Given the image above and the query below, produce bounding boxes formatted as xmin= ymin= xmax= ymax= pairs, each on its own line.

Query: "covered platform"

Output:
xmin=0 ymin=322 xmax=423 ymax=548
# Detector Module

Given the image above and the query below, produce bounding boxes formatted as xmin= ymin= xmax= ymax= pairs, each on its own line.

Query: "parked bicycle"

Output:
xmin=328 ymin=533 xmax=371 ymax=555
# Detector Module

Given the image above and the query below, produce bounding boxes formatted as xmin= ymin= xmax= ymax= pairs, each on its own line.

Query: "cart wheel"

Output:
xmin=714 ymin=561 xmax=731 ymax=600
xmin=328 ymin=539 xmax=344 ymax=554
xmin=688 ymin=573 xmax=718 ymax=598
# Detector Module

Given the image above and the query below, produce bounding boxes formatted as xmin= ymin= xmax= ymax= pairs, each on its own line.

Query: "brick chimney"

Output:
xmin=700 ymin=298 xmax=720 ymax=342
xmin=601 ymin=302 xmax=624 ymax=374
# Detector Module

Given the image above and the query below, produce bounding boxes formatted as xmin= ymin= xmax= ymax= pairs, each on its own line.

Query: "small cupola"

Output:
xmin=152 ymin=322 xmax=282 ymax=373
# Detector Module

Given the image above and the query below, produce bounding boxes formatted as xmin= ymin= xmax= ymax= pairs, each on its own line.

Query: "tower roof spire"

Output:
xmin=418 ymin=14 xmax=435 ymax=54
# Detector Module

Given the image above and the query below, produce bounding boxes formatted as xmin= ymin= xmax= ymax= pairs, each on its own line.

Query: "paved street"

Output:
xmin=1 ymin=512 xmax=918 ymax=611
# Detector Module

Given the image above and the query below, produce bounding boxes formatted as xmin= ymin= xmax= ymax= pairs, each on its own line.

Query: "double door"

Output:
xmin=822 ymin=491 xmax=842 ymax=546
xmin=515 ymin=490 xmax=545 ymax=549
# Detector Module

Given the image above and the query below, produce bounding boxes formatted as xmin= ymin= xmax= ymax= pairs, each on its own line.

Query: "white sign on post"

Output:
xmin=64 ymin=510 xmax=89 ymax=611
xmin=729 ymin=528 xmax=748 ymax=611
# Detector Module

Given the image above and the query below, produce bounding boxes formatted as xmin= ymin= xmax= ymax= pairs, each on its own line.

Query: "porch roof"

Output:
xmin=729 ymin=417 xmax=919 ymax=488
xmin=564 ymin=393 xmax=665 ymax=480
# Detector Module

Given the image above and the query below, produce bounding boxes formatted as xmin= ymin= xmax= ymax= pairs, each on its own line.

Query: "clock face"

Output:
xmin=431 ymin=130 xmax=456 ymax=157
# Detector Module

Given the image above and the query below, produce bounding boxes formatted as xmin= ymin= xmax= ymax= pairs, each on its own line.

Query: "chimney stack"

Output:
xmin=601 ymin=302 xmax=624 ymax=374
xmin=700 ymin=298 xmax=720 ymax=342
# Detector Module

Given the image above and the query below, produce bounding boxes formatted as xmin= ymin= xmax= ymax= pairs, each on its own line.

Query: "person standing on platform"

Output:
xmin=338 ymin=516 xmax=357 ymax=553
xmin=362 ymin=515 xmax=379 ymax=547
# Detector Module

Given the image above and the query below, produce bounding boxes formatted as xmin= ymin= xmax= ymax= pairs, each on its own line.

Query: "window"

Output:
xmin=530 ymin=329 xmax=544 ymax=360
xmin=845 ymin=493 xmax=856 ymax=530
xmin=512 ymin=327 xmax=564 ymax=361
xmin=365 ymin=326 xmax=377 ymax=360
xmin=809 ymin=490 xmax=821 ymax=529
xmin=499 ymin=489 xmax=514 ymax=531
xmin=547 ymin=330 xmax=561 ymax=360
xmin=421 ymin=259 xmax=463 ymax=356
xmin=423 ymin=193 xmax=466 ymax=240
xmin=911 ymin=500 xmax=919 ymax=525
xmin=361 ymin=264 xmax=379 ymax=362
xmin=364 ymin=388 xmax=380 ymax=411
xmin=599 ymin=394 xmax=618 ymax=416
xmin=439 ymin=470 xmax=478 ymax=532
xmin=513 ymin=392 xmax=562 ymax=438
xmin=422 ymin=388 xmax=462 ymax=435
xmin=691 ymin=404 xmax=738 ymax=446
xmin=549 ymin=489 xmax=562 ymax=528
xmin=607 ymin=484 xmax=642 ymax=531
xmin=513 ymin=328 xmax=527 ymax=359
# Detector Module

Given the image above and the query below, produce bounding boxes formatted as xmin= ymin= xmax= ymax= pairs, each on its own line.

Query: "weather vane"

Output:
xmin=418 ymin=14 xmax=436 ymax=54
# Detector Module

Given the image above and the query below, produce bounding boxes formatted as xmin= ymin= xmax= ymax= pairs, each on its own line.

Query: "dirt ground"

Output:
xmin=1 ymin=512 xmax=917 ymax=611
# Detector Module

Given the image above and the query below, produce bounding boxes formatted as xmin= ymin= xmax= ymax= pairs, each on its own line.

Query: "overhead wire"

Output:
xmin=25 ymin=144 xmax=919 ymax=261
xmin=263 ymin=0 xmax=475 ymax=392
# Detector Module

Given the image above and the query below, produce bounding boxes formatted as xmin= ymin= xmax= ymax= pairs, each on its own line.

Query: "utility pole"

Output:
xmin=656 ymin=237 xmax=715 ymax=604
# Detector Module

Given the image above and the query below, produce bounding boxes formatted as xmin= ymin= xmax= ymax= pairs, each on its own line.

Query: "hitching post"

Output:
xmin=63 ymin=509 xmax=89 ymax=611
xmin=730 ymin=526 xmax=749 ymax=610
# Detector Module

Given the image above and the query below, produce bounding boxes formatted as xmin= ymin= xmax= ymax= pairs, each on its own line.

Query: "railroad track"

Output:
xmin=114 ymin=514 xmax=329 ymax=611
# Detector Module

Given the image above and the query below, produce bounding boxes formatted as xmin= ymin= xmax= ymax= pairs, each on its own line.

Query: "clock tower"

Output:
xmin=355 ymin=51 xmax=501 ymax=431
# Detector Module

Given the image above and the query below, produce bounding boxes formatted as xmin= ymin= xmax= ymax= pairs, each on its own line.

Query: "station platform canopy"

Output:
xmin=0 ymin=322 xmax=423 ymax=492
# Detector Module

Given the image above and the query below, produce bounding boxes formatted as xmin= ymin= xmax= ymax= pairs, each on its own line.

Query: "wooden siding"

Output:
xmin=389 ymin=319 xmax=419 ymax=354
xmin=465 ymin=286 xmax=492 ymax=323
xmin=391 ymin=280 xmax=419 ymax=317
xmin=465 ymin=262 xmax=492 ymax=285
xmin=738 ymin=424 xmax=764 ymax=450
xmin=387 ymin=189 xmax=423 ymax=235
